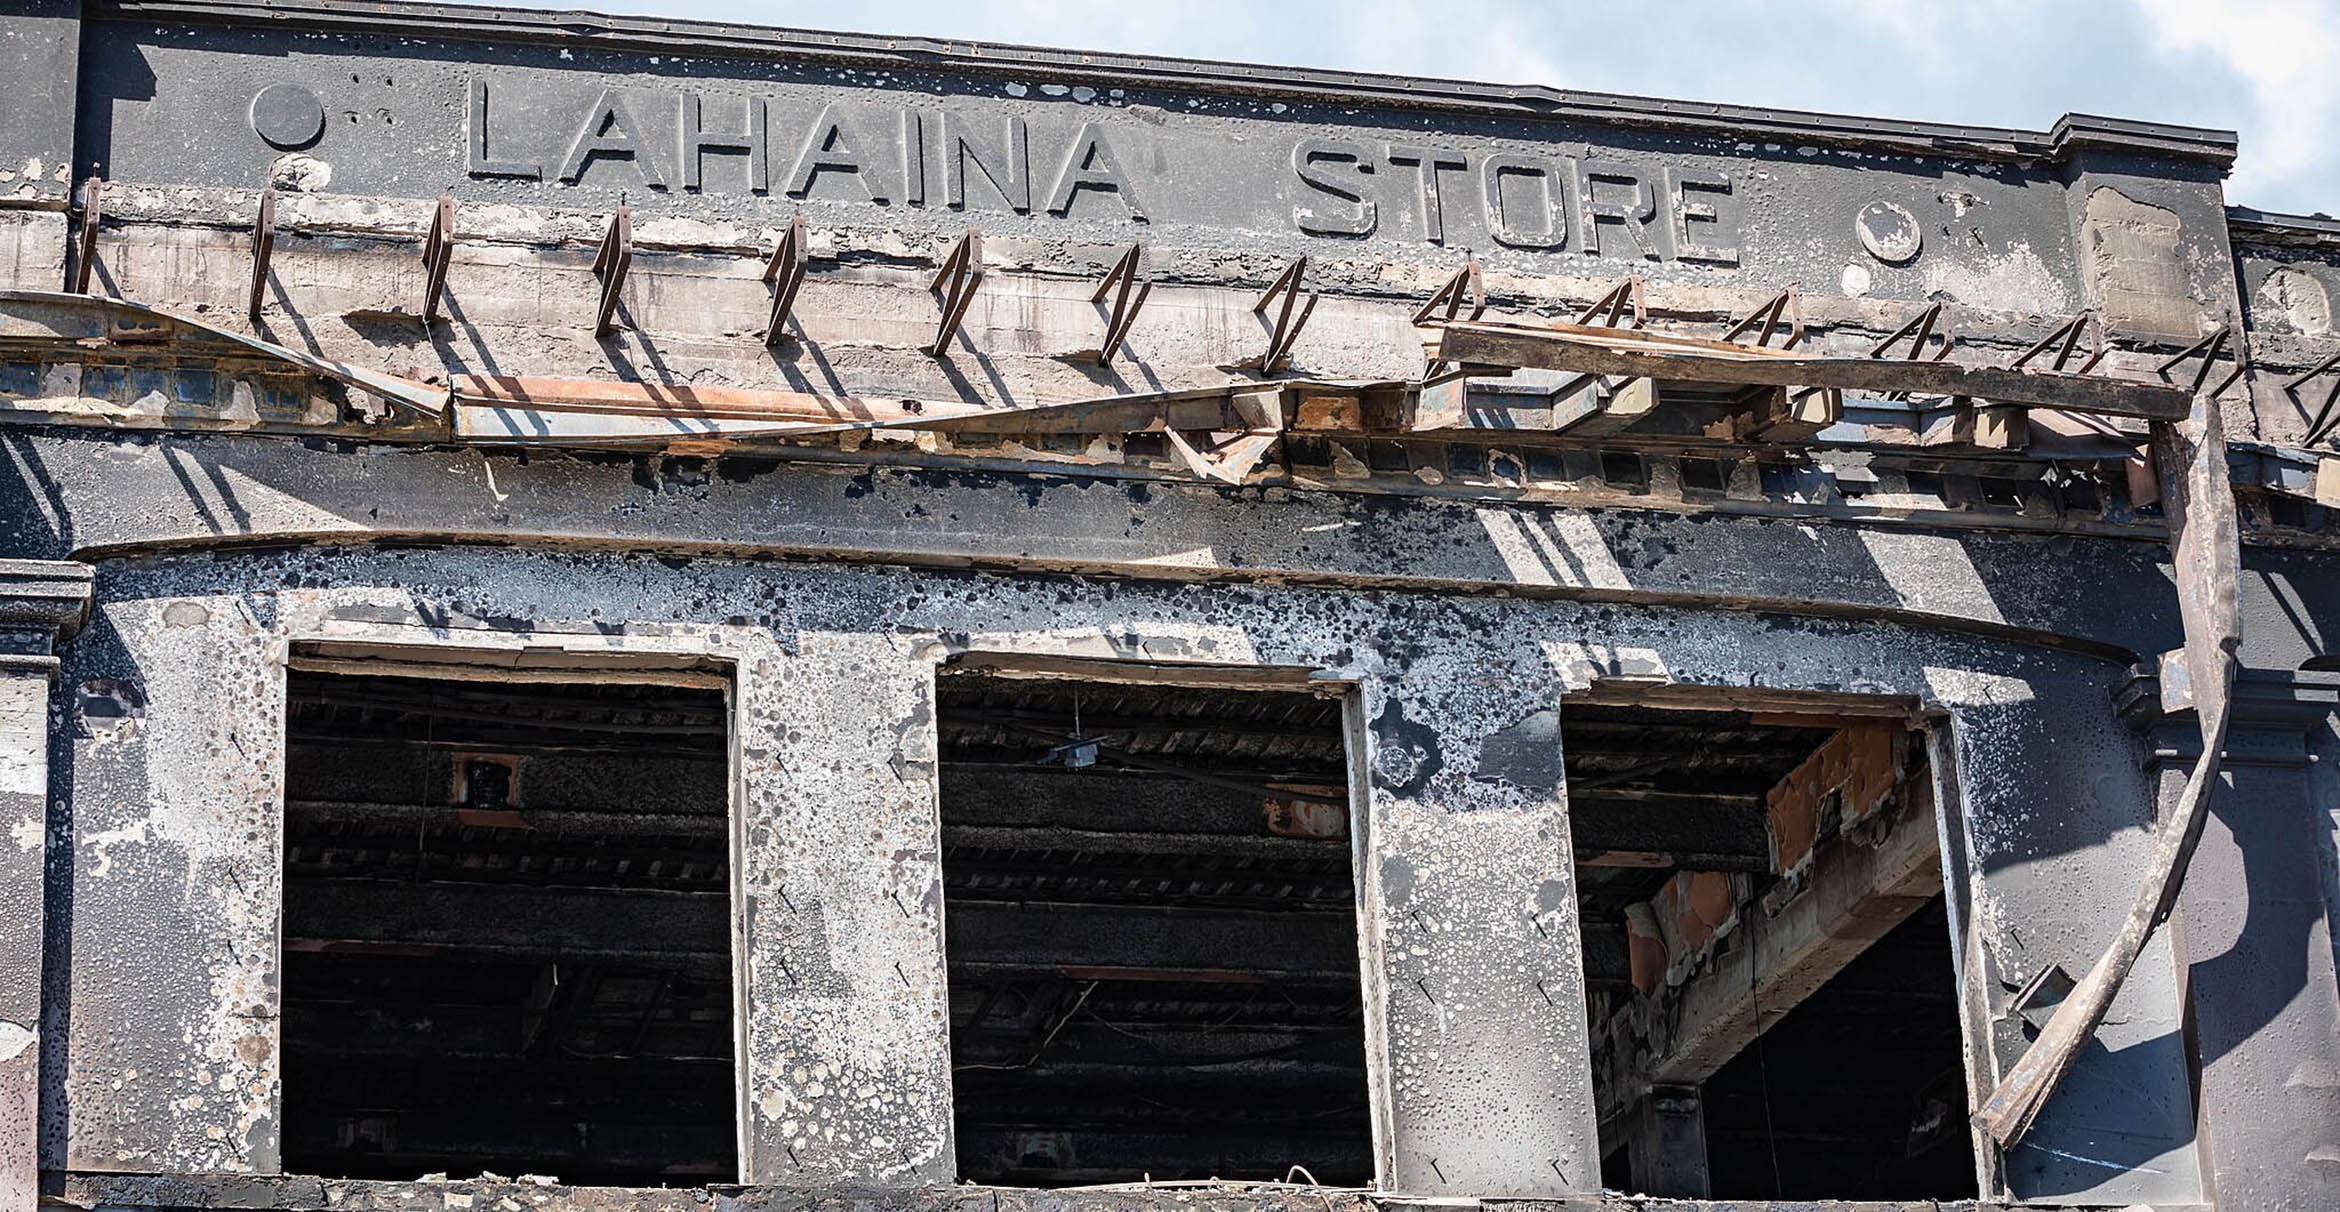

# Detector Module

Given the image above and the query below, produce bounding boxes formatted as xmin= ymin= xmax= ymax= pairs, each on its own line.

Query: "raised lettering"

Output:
xmin=1291 ymin=139 xmax=1375 ymax=236
xmin=902 ymin=110 xmax=928 ymax=206
xmin=1481 ymin=153 xmax=1565 ymax=250
xmin=1387 ymin=144 xmax=1468 ymax=244
xmin=1580 ymin=161 xmax=1658 ymax=259
xmin=1044 ymin=123 xmax=1144 ymax=220
xmin=944 ymin=112 xmax=1030 ymax=213
xmin=1669 ymin=168 xmax=1738 ymax=266
xmin=679 ymin=92 xmax=766 ymax=193
xmin=784 ymin=105 xmax=887 ymax=202
xmin=557 ymin=88 xmax=667 ymax=189
xmin=467 ymin=78 xmax=542 ymax=180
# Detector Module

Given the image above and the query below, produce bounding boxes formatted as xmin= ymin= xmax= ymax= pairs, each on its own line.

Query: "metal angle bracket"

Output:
xmin=1412 ymin=257 xmax=1486 ymax=327
xmin=591 ymin=205 xmax=633 ymax=336
xmin=71 ymin=176 xmax=102 ymax=296
xmin=1090 ymin=242 xmax=1153 ymax=365
xmin=2284 ymin=347 xmax=2340 ymax=448
xmin=1576 ymin=275 xmax=1646 ymax=329
xmin=1869 ymin=302 xmax=1956 ymax=362
xmin=929 ymin=228 xmax=985 ymax=356
xmin=2155 ymin=324 xmax=2244 ymax=399
xmin=1254 ymin=255 xmax=1319 ymax=374
xmin=420 ymin=193 xmax=455 ymax=327
xmin=247 ymin=189 xmax=278 ymax=324
xmin=2010 ymin=308 xmax=2109 ymax=375
xmin=763 ymin=211 xmax=809 ymax=347
xmin=1869 ymin=302 xmax=1956 ymax=401
xmin=1721 ymin=286 xmax=1804 ymax=349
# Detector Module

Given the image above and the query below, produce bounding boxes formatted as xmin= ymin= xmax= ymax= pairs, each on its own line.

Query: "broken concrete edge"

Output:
xmin=37 ymin=1172 xmax=2106 ymax=1212
xmin=91 ymin=0 xmax=2236 ymax=170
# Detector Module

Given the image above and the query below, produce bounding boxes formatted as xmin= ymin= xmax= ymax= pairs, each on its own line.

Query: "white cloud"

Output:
xmin=2133 ymin=0 xmax=2340 ymax=209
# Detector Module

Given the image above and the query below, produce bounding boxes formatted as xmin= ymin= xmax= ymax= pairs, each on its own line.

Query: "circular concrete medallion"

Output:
xmin=250 ymin=83 xmax=326 ymax=150
xmin=1855 ymin=199 xmax=1923 ymax=264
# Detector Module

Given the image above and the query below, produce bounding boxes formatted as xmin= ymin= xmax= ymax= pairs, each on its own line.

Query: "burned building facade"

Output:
xmin=1 ymin=3 xmax=2338 ymax=1210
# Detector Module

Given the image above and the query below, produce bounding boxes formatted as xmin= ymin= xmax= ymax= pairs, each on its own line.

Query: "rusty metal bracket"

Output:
xmin=246 ymin=189 xmax=277 ymax=325
xmin=1576 ymin=276 xmax=1646 ymax=328
xmin=2283 ymin=349 xmax=2340 ymax=447
xmin=591 ymin=205 xmax=633 ymax=336
xmin=2155 ymin=325 xmax=2245 ymax=399
xmin=928 ymin=229 xmax=984 ymax=356
xmin=1255 ymin=256 xmax=1319 ymax=374
xmin=71 ymin=176 xmax=102 ymax=296
xmin=762 ymin=211 xmax=809 ymax=347
xmin=1091 ymin=242 xmax=1152 ymax=365
xmin=1721 ymin=287 xmax=1803 ymax=349
xmin=1869 ymin=303 xmax=1956 ymax=401
xmin=2010 ymin=309 xmax=2109 ymax=375
xmin=420 ymin=193 xmax=455 ymax=327
xmin=1869 ymin=302 xmax=1955 ymax=362
xmin=1412 ymin=257 xmax=1486 ymax=327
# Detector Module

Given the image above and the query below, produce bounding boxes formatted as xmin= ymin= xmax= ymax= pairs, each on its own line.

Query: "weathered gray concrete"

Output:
xmin=6 ymin=3 xmax=2338 ymax=1209
xmin=0 ymin=559 xmax=91 ymax=1212
xmin=27 ymin=536 xmax=2199 ymax=1204
xmin=2130 ymin=668 xmax=2340 ymax=1211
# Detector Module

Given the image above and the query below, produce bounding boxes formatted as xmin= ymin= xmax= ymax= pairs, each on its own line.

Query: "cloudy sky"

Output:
xmin=587 ymin=0 xmax=2338 ymax=215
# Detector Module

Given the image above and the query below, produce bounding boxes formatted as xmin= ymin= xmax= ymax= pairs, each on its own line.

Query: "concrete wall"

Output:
xmin=19 ymin=510 xmax=2211 ymax=1206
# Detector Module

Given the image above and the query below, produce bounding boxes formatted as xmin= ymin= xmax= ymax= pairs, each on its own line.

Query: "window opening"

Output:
xmin=935 ymin=671 xmax=1370 ymax=1186
xmin=1568 ymin=700 xmax=1972 ymax=1201
xmin=280 ymin=671 xmax=737 ymax=1185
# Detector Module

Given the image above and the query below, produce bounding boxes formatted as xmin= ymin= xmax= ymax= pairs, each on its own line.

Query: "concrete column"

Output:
xmin=732 ymin=632 xmax=954 ymax=1184
xmin=2125 ymin=665 xmax=2340 ymax=1211
xmin=0 ymin=560 xmax=92 ymax=1212
xmin=1625 ymin=1084 xmax=1709 ymax=1198
xmin=1354 ymin=658 xmax=1599 ymax=1197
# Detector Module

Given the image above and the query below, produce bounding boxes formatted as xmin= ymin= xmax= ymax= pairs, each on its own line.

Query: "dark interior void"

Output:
xmin=935 ymin=672 xmax=1369 ymax=1187
xmin=1700 ymin=897 xmax=1973 ymax=1199
xmin=279 ymin=671 xmax=736 ymax=1185
xmin=1568 ymin=703 xmax=1973 ymax=1201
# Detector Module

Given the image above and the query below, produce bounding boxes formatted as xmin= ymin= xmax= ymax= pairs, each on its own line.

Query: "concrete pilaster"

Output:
xmin=1354 ymin=663 xmax=1599 ymax=1196
xmin=0 ymin=560 xmax=91 ymax=1212
xmin=1625 ymin=1084 xmax=1709 ymax=1198
xmin=2125 ymin=666 xmax=2340 ymax=1211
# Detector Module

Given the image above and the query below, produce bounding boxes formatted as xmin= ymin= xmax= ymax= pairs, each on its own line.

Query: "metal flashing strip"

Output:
xmin=0 ymin=289 xmax=447 ymax=416
xmin=91 ymin=0 xmax=2238 ymax=166
xmin=2227 ymin=204 xmax=2340 ymax=248
xmin=1434 ymin=316 xmax=2196 ymax=420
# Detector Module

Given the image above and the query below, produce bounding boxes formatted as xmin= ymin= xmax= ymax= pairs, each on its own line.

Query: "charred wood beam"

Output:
xmin=286 ymin=878 xmax=1367 ymax=982
xmin=946 ymin=902 xmax=1362 ymax=982
xmin=941 ymin=822 xmax=1347 ymax=859
xmin=287 ymin=799 xmax=726 ymax=841
xmin=1435 ymin=319 xmax=2193 ymax=420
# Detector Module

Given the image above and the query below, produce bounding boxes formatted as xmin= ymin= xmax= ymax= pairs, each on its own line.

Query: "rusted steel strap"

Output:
xmin=1972 ymin=383 xmax=2241 ymax=1147
xmin=1435 ymin=317 xmax=2193 ymax=420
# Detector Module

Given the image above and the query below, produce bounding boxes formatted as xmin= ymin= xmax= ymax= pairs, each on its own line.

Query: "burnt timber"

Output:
xmin=2 ymin=3 xmax=2339 ymax=1212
